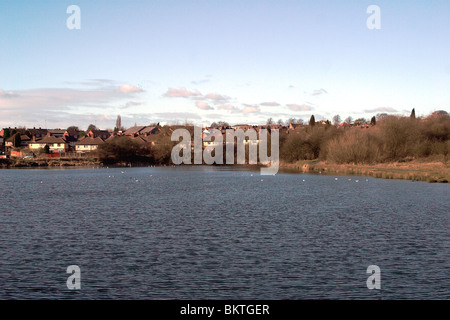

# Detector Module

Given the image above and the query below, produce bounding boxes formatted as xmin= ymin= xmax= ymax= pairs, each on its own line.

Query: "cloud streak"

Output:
xmin=287 ymin=103 xmax=314 ymax=111
xmin=217 ymin=104 xmax=239 ymax=112
xmin=312 ymin=88 xmax=328 ymax=96
xmin=164 ymin=87 xmax=231 ymax=103
xmin=195 ymin=101 xmax=214 ymax=110
xmin=0 ymin=82 xmax=146 ymax=127
xmin=364 ymin=107 xmax=398 ymax=113
xmin=260 ymin=101 xmax=281 ymax=107
xmin=163 ymin=88 xmax=202 ymax=98
xmin=241 ymin=104 xmax=260 ymax=114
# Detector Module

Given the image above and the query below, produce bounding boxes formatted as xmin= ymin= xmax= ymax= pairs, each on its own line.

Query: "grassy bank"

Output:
xmin=280 ymin=159 xmax=450 ymax=183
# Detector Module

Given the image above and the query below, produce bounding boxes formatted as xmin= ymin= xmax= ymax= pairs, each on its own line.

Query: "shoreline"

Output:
xmin=2 ymin=157 xmax=449 ymax=183
xmin=280 ymin=160 xmax=449 ymax=183
xmin=0 ymin=157 xmax=101 ymax=168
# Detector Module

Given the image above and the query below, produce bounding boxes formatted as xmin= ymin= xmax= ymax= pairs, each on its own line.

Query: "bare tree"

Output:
xmin=114 ymin=115 xmax=123 ymax=132
xmin=332 ymin=115 xmax=341 ymax=126
xmin=344 ymin=116 xmax=353 ymax=125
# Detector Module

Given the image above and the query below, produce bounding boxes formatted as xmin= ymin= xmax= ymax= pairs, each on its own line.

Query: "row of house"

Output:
xmin=0 ymin=124 xmax=169 ymax=156
xmin=0 ymin=128 xmax=111 ymax=154
xmin=0 ymin=119 xmax=372 ymax=157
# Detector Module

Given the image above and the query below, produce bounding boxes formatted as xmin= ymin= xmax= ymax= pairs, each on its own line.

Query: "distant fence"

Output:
xmin=59 ymin=152 xmax=92 ymax=158
xmin=37 ymin=152 xmax=94 ymax=159
xmin=10 ymin=150 xmax=26 ymax=157
xmin=46 ymin=153 xmax=60 ymax=158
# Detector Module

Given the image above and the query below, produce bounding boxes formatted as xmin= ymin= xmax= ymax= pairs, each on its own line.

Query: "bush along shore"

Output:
xmin=280 ymin=159 xmax=449 ymax=183
xmin=277 ymin=113 xmax=449 ymax=183
xmin=0 ymin=157 xmax=101 ymax=168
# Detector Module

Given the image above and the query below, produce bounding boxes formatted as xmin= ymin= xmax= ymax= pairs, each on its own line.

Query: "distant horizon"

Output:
xmin=1 ymin=0 xmax=449 ymax=129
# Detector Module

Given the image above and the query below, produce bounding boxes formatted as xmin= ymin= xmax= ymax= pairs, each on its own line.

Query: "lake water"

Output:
xmin=0 ymin=166 xmax=448 ymax=299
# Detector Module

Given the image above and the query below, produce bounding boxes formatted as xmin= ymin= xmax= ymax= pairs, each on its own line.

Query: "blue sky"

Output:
xmin=0 ymin=0 xmax=449 ymax=129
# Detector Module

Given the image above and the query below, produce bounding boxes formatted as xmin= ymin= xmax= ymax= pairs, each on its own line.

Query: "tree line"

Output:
xmin=281 ymin=112 xmax=449 ymax=164
xmin=95 ymin=111 xmax=449 ymax=165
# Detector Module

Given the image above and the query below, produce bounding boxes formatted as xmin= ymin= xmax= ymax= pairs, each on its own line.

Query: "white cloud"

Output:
xmin=196 ymin=101 xmax=214 ymax=110
xmin=0 ymin=83 xmax=145 ymax=128
xmin=121 ymin=101 xmax=142 ymax=109
xmin=217 ymin=104 xmax=239 ymax=112
xmin=260 ymin=101 xmax=280 ymax=107
xmin=163 ymin=88 xmax=202 ymax=98
xmin=287 ymin=104 xmax=314 ymax=111
xmin=191 ymin=79 xmax=211 ymax=85
xmin=312 ymin=88 xmax=327 ymax=96
xmin=118 ymin=84 xmax=144 ymax=93
xmin=241 ymin=105 xmax=260 ymax=114
xmin=204 ymin=93 xmax=230 ymax=102
xmin=363 ymin=107 xmax=398 ymax=113
xmin=164 ymin=88 xmax=231 ymax=104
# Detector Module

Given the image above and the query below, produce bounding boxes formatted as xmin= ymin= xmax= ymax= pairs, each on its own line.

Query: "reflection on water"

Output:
xmin=0 ymin=166 xmax=449 ymax=299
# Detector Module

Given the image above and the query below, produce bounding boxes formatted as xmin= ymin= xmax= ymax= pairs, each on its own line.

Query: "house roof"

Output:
xmin=6 ymin=134 xmax=30 ymax=142
xmin=123 ymin=126 xmax=146 ymax=135
xmin=28 ymin=128 xmax=48 ymax=136
xmin=48 ymin=129 xmax=66 ymax=135
xmin=75 ymin=137 xmax=104 ymax=145
xmin=89 ymin=130 xmax=110 ymax=137
xmin=105 ymin=135 xmax=119 ymax=142
xmin=140 ymin=126 xmax=158 ymax=134
xmin=64 ymin=135 xmax=78 ymax=142
xmin=65 ymin=130 xmax=82 ymax=136
xmin=32 ymin=136 xmax=67 ymax=144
